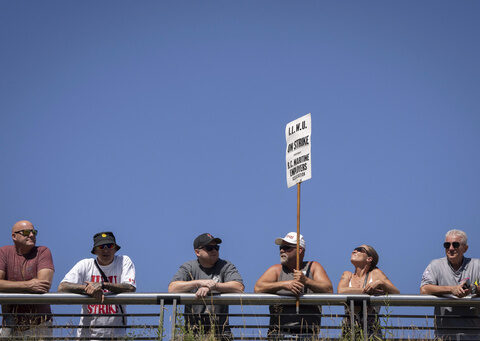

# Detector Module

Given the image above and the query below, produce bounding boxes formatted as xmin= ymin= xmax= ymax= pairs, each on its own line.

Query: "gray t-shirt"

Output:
xmin=421 ymin=257 xmax=480 ymax=340
xmin=171 ymin=259 xmax=243 ymax=330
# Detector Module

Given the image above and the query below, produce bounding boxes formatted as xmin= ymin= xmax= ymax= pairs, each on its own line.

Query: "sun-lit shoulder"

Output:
xmin=257 ymin=264 xmax=282 ymax=281
xmin=338 ymin=271 xmax=352 ymax=283
xmin=371 ymin=268 xmax=388 ymax=278
xmin=310 ymin=261 xmax=325 ymax=268
xmin=337 ymin=271 xmax=353 ymax=292
xmin=266 ymin=264 xmax=282 ymax=273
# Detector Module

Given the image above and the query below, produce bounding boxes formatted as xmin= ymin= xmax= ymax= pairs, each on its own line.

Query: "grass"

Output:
xmin=3 ymin=305 xmax=443 ymax=340
xmin=169 ymin=307 xmax=441 ymax=341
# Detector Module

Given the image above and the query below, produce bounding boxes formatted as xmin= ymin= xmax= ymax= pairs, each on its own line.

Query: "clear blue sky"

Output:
xmin=1 ymin=1 xmax=479 ymax=304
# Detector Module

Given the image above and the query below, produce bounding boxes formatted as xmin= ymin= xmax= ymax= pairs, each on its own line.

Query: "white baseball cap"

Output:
xmin=275 ymin=232 xmax=306 ymax=249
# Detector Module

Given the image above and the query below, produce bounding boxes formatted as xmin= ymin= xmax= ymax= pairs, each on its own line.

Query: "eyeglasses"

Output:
xmin=200 ymin=245 xmax=219 ymax=252
xmin=97 ymin=243 xmax=115 ymax=250
xmin=353 ymin=247 xmax=370 ymax=256
xmin=279 ymin=245 xmax=296 ymax=252
xmin=444 ymin=242 xmax=461 ymax=249
xmin=15 ymin=229 xmax=38 ymax=237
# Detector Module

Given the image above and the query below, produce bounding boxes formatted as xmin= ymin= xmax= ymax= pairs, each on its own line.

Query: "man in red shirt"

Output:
xmin=0 ymin=220 xmax=54 ymax=339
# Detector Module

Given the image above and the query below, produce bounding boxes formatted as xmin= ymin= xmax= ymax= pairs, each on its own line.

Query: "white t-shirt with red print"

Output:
xmin=61 ymin=255 xmax=136 ymax=340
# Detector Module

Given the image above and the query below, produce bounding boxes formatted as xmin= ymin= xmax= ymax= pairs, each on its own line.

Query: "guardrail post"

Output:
xmin=362 ymin=299 xmax=368 ymax=341
xmin=171 ymin=298 xmax=177 ymax=340
xmin=350 ymin=299 xmax=355 ymax=341
xmin=158 ymin=298 xmax=165 ymax=341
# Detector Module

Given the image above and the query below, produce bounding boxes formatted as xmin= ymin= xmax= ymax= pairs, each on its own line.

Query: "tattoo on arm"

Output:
xmin=58 ymin=282 xmax=87 ymax=294
xmin=103 ymin=283 xmax=136 ymax=293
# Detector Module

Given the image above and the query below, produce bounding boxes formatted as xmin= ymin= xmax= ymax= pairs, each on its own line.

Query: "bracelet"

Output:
xmin=471 ymin=284 xmax=478 ymax=295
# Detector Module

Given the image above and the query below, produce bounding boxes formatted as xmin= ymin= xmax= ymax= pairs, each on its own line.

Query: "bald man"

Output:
xmin=0 ymin=220 xmax=54 ymax=339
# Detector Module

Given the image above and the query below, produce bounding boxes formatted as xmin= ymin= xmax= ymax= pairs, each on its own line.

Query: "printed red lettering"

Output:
xmin=98 ymin=305 xmax=106 ymax=314
xmin=91 ymin=275 xmax=101 ymax=283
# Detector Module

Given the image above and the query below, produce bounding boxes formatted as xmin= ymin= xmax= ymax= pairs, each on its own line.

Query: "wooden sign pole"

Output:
xmin=285 ymin=113 xmax=311 ymax=315
xmin=296 ymin=181 xmax=301 ymax=314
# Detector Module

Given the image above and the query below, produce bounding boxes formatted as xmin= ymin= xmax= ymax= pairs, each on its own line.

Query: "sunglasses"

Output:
xmin=443 ymin=242 xmax=461 ymax=249
xmin=15 ymin=229 xmax=38 ymax=237
xmin=279 ymin=245 xmax=296 ymax=252
xmin=97 ymin=243 xmax=115 ymax=250
xmin=200 ymin=245 xmax=219 ymax=252
xmin=353 ymin=247 xmax=370 ymax=256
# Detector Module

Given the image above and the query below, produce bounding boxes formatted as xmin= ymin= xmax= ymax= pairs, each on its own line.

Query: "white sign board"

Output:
xmin=285 ymin=113 xmax=312 ymax=188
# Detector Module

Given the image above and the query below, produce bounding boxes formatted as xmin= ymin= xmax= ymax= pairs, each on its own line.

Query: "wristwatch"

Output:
xmin=471 ymin=284 xmax=478 ymax=295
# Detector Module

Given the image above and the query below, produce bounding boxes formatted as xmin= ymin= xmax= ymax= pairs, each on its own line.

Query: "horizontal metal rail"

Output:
xmin=0 ymin=293 xmax=478 ymax=340
xmin=1 ymin=292 xmax=479 ymax=306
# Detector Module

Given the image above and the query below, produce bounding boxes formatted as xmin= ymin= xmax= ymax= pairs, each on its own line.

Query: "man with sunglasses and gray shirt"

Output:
xmin=421 ymin=229 xmax=480 ymax=340
xmin=169 ymin=233 xmax=244 ymax=340
xmin=0 ymin=220 xmax=54 ymax=339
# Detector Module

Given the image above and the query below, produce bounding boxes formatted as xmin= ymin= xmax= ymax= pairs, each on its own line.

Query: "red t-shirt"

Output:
xmin=0 ymin=245 xmax=54 ymax=328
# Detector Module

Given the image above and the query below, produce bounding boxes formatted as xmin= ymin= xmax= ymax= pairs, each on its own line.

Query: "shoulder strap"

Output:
xmin=93 ymin=259 xmax=126 ymax=326
xmin=305 ymin=261 xmax=313 ymax=278
xmin=348 ymin=272 xmax=353 ymax=287
xmin=363 ymin=271 xmax=370 ymax=288
xmin=93 ymin=259 xmax=109 ymax=283
xmin=303 ymin=261 xmax=313 ymax=294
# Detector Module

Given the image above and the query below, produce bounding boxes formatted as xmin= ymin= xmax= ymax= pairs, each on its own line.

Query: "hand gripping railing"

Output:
xmin=1 ymin=293 xmax=480 ymax=340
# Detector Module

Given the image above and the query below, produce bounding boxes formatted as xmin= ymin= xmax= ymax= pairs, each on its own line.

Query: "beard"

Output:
xmin=280 ymin=254 xmax=288 ymax=265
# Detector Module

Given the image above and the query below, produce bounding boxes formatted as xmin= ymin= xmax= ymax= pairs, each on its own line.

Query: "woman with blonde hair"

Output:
xmin=337 ymin=244 xmax=399 ymax=339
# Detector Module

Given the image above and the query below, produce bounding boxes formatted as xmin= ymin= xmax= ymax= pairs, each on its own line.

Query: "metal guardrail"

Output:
xmin=0 ymin=293 xmax=479 ymax=340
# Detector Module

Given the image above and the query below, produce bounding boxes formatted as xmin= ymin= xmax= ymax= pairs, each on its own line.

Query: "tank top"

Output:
xmin=348 ymin=272 xmax=373 ymax=287
xmin=346 ymin=271 xmax=380 ymax=314
xmin=342 ymin=271 xmax=383 ymax=339
xmin=268 ymin=261 xmax=322 ymax=334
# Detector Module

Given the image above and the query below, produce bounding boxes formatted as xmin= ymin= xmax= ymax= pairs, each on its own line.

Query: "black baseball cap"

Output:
xmin=91 ymin=231 xmax=121 ymax=254
xmin=193 ymin=233 xmax=222 ymax=249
